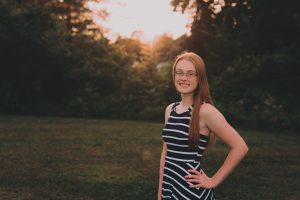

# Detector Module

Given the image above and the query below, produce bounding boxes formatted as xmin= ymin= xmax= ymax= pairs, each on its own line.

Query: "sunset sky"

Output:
xmin=87 ymin=0 xmax=193 ymax=42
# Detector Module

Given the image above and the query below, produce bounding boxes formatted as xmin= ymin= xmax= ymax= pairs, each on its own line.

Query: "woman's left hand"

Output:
xmin=185 ymin=169 xmax=216 ymax=189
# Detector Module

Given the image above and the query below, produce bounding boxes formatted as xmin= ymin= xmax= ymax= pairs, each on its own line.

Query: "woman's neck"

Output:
xmin=180 ymin=93 xmax=194 ymax=108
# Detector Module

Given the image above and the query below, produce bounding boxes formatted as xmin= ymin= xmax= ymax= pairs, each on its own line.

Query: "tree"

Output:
xmin=0 ymin=0 xmax=134 ymax=118
xmin=170 ymin=0 xmax=300 ymax=129
xmin=0 ymin=1 xmax=73 ymax=114
xmin=152 ymin=33 xmax=184 ymax=63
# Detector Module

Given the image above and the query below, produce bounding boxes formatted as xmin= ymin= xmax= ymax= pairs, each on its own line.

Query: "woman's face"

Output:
xmin=174 ymin=59 xmax=198 ymax=95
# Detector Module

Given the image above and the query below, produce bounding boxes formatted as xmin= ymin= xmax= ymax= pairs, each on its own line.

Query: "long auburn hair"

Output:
xmin=172 ymin=52 xmax=216 ymax=147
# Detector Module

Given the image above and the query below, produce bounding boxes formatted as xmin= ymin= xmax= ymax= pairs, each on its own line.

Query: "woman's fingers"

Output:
xmin=185 ymin=174 xmax=198 ymax=179
xmin=187 ymin=169 xmax=201 ymax=175
xmin=189 ymin=183 xmax=202 ymax=188
xmin=185 ymin=178 xmax=199 ymax=183
xmin=185 ymin=169 xmax=215 ymax=189
xmin=185 ymin=169 xmax=211 ymax=188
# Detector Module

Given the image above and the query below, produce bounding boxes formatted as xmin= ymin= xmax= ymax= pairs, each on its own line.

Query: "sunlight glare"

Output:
xmin=87 ymin=0 xmax=192 ymax=42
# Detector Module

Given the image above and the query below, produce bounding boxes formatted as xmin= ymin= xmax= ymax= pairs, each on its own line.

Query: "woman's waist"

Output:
xmin=165 ymin=154 xmax=201 ymax=163
xmin=164 ymin=157 xmax=201 ymax=171
xmin=166 ymin=149 xmax=202 ymax=162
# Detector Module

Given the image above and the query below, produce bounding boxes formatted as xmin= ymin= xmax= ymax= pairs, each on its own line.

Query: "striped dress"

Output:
xmin=162 ymin=102 xmax=215 ymax=200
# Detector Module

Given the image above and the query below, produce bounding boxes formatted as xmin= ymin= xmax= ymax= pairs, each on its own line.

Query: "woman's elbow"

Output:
xmin=241 ymin=142 xmax=249 ymax=156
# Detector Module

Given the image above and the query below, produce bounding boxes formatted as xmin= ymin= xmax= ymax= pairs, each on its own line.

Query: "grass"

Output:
xmin=0 ymin=115 xmax=299 ymax=200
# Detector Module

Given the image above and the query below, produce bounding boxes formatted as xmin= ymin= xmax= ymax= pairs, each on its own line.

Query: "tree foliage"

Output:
xmin=169 ymin=0 xmax=300 ymax=130
xmin=0 ymin=0 xmax=130 ymax=117
xmin=0 ymin=0 xmax=298 ymax=130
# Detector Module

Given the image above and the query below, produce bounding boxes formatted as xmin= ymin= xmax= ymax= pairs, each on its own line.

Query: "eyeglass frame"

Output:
xmin=174 ymin=70 xmax=198 ymax=78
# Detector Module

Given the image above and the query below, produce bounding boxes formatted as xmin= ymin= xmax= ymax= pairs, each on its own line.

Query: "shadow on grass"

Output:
xmin=0 ymin=174 xmax=157 ymax=200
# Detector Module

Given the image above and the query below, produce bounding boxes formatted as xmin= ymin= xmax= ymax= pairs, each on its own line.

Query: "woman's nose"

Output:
xmin=180 ymin=74 xmax=188 ymax=80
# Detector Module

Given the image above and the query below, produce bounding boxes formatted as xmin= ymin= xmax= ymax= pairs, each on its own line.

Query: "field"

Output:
xmin=0 ymin=116 xmax=299 ymax=200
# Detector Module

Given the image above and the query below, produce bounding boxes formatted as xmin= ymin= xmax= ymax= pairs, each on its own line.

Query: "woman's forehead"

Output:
xmin=175 ymin=59 xmax=196 ymax=71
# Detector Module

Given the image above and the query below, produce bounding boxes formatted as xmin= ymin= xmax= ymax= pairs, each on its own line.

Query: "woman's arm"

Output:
xmin=186 ymin=103 xmax=248 ymax=189
xmin=157 ymin=104 xmax=172 ymax=200
xmin=206 ymin=104 xmax=248 ymax=188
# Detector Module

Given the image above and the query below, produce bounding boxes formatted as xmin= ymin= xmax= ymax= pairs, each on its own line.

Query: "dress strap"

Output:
xmin=171 ymin=102 xmax=180 ymax=111
xmin=188 ymin=105 xmax=193 ymax=113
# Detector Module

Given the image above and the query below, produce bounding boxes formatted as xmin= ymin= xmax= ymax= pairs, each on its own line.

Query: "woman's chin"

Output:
xmin=178 ymin=90 xmax=194 ymax=95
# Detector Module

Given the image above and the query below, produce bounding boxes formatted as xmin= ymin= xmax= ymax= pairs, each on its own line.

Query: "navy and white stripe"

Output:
xmin=162 ymin=102 xmax=215 ymax=200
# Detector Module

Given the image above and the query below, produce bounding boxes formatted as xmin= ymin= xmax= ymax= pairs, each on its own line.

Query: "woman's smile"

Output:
xmin=178 ymin=82 xmax=190 ymax=87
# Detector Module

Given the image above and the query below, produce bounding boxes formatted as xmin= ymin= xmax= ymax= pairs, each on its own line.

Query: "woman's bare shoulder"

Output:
xmin=165 ymin=103 xmax=174 ymax=112
xmin=199 ymin=103 xmax=223 ymax=118
xmin=200 ymin=102 xmax=217 ymax=112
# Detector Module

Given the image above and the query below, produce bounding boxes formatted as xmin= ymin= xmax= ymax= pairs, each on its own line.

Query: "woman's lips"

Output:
xmin=178 ymin=83 xmax=190 ymax=87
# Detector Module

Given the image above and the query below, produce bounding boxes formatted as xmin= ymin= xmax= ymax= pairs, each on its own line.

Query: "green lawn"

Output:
xmin=0 ymin=116 xmax=299 ymax=200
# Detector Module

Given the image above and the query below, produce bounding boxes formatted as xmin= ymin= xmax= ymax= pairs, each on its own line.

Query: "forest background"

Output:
xmin=0 ymin=0 xmax=299 ymax=131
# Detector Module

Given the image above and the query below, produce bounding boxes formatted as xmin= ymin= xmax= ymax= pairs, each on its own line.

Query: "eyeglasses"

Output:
xmin=174 ymin=70 xmax=198 ymax=78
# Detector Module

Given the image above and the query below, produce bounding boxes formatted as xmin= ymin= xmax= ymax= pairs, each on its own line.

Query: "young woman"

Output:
xmin=158 ymin=52 xmax=248 ymax=200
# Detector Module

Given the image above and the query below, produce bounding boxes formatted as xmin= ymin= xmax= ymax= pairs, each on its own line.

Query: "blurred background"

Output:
xmin=0 ymin=0 xmax=299 ymax=130
xmin=0 ymin=0 xmax=299 ymax=199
